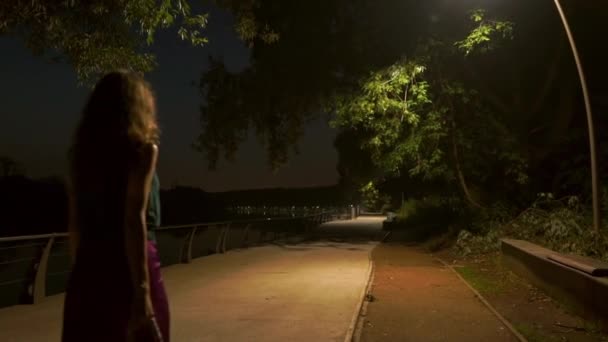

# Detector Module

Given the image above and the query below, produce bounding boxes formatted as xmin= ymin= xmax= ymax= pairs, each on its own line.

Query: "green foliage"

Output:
xmin=198 ymin=1 xmax=448 ymax=170
xmin=454 ymin=228 xmax=502 ymax=256
xmin=331 ymin=10 xmax=526 ymax=210
xmin=197 ymin=0 xmax=356 ymax=170
xmin=199 ymin=2 xmax=595 ymax=245
xmin=395 ymin=196 xmax=462 ymax=228
xmin=397 ymin=198 xmax=419 ymax=220
xmin=455 ymin=194 xmax=608 ymax=261
xmin=455 ymin=9 xmax=514 ymax=56
xmin=195 ymin=58 xmax=313 ymax=170
xmin=423 ymin=230 xmax=458 ymax=252
xmin=385 ymin=196 xmax=464 ymax=244
xmin=332 ymin=59 xmax=447 ymax=179
xmin=214 ymin=0 xmax=280 ymax=45
xmin=234 ymin=15 xmax=279 ymax=45
xmin=333 ymin=128 xmax=378 ymax=202
xmin=360 ymin=181 xmax=381 ymax=211
xmin=359 ymin=180 xmax=391 ymax=212
xmin=0 ymin=0 xmax=208 ymax=84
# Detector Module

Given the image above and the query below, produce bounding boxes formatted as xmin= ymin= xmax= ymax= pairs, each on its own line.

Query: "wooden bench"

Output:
xmin=548 ymin=253 xmax=608 ymax=277
xmin=502 ymin=238 xmax=608 ymax=330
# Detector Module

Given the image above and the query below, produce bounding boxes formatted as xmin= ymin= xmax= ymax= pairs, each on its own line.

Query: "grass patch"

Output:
xmin=455 ymin=265 xmax=505 ymax=296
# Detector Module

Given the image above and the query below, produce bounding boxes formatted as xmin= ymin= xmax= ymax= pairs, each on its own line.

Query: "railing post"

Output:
xmin=32 ymin=235 xmax=55 ymax=304
xmin=183 ymin=225 xmax=198 ymax=264
xmin=214 ymin=225 xmax=222 ymax=254
xmin=224 ymin=223 xmax=231 ymax=253
xmin=217 ymin=223 xmax=230 ymax=254
xmin=242 ymin=223 xmax=251 ymax=247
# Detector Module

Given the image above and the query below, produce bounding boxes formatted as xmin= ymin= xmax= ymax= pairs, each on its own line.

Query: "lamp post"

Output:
xmin=552 ymin=0 xmax=600 ymax=233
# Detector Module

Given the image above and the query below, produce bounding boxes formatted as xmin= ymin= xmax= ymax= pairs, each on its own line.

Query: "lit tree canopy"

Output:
xmin=331 ymin=10 xmax=527 ymax=207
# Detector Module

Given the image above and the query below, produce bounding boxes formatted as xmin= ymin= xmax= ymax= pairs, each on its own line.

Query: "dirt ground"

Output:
xmin=359 ymin=243 xmax=518 ymax=341
xmin=435 ymin=248 xmax=608 ymax=342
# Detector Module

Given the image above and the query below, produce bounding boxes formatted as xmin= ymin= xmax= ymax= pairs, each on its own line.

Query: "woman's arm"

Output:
xmin=66 ymin=178 xmax=79 ymax=264
xmin=124 ymin=144 xmax=158 ymax=311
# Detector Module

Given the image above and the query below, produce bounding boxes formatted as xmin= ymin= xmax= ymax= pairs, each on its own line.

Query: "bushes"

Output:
xmin=360 ymin=181 xmax=392 ymax=212
xmin=454 ymin=194 xmax=608 ymax=261
xmin=396 ymin=196 xmax=466 ymax=228
xmin=386 ymin=196 xmax=465 ymax=242
xmin=396 ymin=199 xmax=419 ymax=221
xmin=454 ymin=229 xmax=502 ymax=256
xmin=386 ymin=191 xmax=608 ymax=262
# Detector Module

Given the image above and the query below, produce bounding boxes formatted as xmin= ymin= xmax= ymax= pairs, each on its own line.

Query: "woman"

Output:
xmin=62 ymin=71 xmax=169 ymax=342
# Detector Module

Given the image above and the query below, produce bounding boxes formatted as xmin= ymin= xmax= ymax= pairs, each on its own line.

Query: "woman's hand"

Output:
xmin=127 ymin=295 xmax=163 ymax=342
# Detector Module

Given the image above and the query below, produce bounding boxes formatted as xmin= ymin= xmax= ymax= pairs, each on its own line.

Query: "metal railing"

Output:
xmin=0 ymin=210 xmax=350 ymax=308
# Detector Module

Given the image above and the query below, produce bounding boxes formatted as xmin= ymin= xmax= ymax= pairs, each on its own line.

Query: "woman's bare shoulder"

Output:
xmin=131 ymin=143 xmax=158 ymax=171
xmin=142 ymin=143 xmax=158 ymax=157
xmin=141 ymin=143 xmax=158 ymax=165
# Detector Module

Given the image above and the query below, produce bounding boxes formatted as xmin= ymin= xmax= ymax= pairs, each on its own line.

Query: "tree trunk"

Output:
xmin=450 ymin=116 xmax=485 ymax=209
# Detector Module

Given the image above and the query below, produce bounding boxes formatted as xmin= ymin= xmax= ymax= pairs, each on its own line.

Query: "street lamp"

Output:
xmin=552 ymin=0 xmax=600 ymax=233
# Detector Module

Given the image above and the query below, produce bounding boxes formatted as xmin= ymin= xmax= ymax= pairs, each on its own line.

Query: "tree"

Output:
xmin=202 ymin=1 xmax=607 ymax=214
xmin=333 ymin=128 xmax=377 ymax=204
xmin=198 ymin=0 xmax=434 ymax=169
xmin=0 ymin=0 xmax=208 ymax=84
xmin=331 ymin=10 xmax=529 ymax=208
xmin=199 ymin=2 xmax=566 ymax=171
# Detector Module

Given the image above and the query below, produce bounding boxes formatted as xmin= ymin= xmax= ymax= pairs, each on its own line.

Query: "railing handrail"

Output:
xmin=157 ymin=210 xmax=335 ymax=231
xmin=0 ymin=211 xmax=337 ymax=238
xmin=0 ymin=232 xmax=68 ymax=243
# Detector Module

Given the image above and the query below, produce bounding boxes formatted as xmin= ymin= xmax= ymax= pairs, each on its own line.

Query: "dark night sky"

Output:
xmin=0 ymin=6 xmax=339 ymax=192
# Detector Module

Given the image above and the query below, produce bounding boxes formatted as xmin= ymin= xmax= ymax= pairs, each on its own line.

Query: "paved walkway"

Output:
xmin=359 ymin=244 xmax=519 ymax=341
xmin=0 ymin=217 xmax=383 ymax=342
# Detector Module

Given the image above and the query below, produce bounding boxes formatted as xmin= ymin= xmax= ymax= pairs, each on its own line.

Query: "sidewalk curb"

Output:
xmin=435 ymin=257 xmax=528 ymax=342
xmin=344 ymin=244 xmax=376 ymax=342
xmin=352 ymin=260 xmax=375 ymax=342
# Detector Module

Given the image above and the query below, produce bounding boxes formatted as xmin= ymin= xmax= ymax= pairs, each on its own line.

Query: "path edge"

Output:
xmin=435 ymin=257 xmax=528 ymax=342
xmin=344 ymin=244 xmax=376 ymax=342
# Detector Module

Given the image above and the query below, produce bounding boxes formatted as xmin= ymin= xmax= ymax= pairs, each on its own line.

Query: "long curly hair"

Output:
xmin=69 ymin=70 xmax=159 ymax=187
